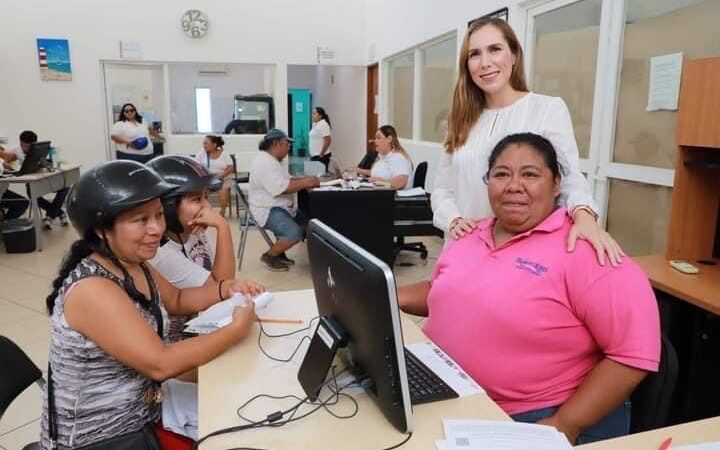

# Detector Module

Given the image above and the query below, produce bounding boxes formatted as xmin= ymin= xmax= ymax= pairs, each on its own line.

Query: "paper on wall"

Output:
xmin=647 ymin=52 xmax=683 ymax=111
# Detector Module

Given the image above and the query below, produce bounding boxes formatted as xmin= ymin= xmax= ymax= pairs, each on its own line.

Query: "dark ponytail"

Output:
xmin=206 ymin=135 xmax=225 ymax=149
xmin=46 ymin=233 xmax=103 ymax=315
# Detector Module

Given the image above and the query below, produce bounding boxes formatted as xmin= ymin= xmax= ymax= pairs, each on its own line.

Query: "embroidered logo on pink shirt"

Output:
xmin=514 ymin=257 xmax=548 ymax=276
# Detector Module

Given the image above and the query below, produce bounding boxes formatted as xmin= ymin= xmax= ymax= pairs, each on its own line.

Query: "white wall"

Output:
xmin=168 ymin=63 xmax=269 ymax=134
xmin=0 ymin=0 xmax=366 ymax=170
xmin=288 ymin=65 xmax=367 ymax=169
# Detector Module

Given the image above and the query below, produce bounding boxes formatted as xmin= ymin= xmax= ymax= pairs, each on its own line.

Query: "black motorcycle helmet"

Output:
xmin=146 ymin=155 xmax=222 ymax=234
xmin=67 ymin=160 xmax=177 ymax=238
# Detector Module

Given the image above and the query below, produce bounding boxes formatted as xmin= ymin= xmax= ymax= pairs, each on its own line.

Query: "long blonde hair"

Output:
xmin=444 ymin=18 xmax=528 ymax=153
xmin=379 ymin=125 xmax=413 ymax=166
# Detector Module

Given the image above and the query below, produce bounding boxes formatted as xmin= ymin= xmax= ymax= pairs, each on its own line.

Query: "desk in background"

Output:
xmin=635 ymin=255 xmax=720 ymax=424
xmin=0 ymin=165 xmax=80 ymax=251
xmin=198 ymin=289 xmax=509 ymax=450
xmin=298 ymin=188 xmax=397 ymax=266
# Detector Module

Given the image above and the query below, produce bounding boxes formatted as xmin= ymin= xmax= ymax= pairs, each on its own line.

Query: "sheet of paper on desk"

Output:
xmin=674 ymin=443 xmax=720 ymax=449
xmin=397 ymin=187 xmax=426 ymax=197
xmin=405 ymin=341 xmax=483 ymax=397
xmin=319 ymin=178 xmax=344 ymax=187
xmin=443 ymin=420 xmax=572 ymax=450
xmin=184 ymin=293 xmax=249 ymax=333
xmin=435 ymin=440 xmax=448 ymax=450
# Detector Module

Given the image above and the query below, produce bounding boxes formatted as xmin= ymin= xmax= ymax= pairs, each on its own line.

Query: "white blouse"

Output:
xmin=431 ymin=92 xmax=596 ymax=231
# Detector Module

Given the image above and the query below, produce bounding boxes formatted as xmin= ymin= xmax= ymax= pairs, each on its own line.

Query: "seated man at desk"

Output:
xmin=399 ymin=133 xmax=661 ymax=445
xmin=0 ymin=130 xmax=69 ymax=229
xmin=249 ymin=128 xmax=319 ymax=271
xmin=356 ymin=125 xmax=412 ymax=189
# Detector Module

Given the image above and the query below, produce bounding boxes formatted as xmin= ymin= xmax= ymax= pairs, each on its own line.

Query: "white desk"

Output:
xmin=578 ymin=416 xmax=720 ymax=449
xmin=198 ymin=289 xmax=509 ymax=450
xmin=0 ymin=165 xmax=80 ymax=250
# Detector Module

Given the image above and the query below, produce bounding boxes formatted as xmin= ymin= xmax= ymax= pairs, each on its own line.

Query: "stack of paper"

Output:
xmin=183 ymin=292 xmax=273 ymax=334
xmin=397 ymin=187 xmax=426 ymax=197
xmin=438 ymin=420 xmax=573 ymax=450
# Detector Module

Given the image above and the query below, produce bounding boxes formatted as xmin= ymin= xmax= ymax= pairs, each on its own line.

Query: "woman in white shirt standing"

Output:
xmin=365 ymin=125 xmax=413 ymax=190
xmin=110 ymin=103 xmax=156 ymax=163
xmin=308 ymin=106 xmax=332 ymax=169
xmin=195 ymin=135 xmax=233 ymax=218
xmin=432 ymin=17 xmax=622 ymax=265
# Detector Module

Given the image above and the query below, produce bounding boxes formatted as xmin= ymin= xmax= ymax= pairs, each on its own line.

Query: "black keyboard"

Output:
xmin=404 ymin=349 xmax=459 ymax=405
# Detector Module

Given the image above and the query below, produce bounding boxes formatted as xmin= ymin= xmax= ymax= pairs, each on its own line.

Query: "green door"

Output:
xmin=288 ymin=88 xmax=311 ymax=156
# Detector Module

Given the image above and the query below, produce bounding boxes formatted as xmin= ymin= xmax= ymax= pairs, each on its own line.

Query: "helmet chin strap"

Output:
xmin=100 ymin=230 xmax=153 ymax=307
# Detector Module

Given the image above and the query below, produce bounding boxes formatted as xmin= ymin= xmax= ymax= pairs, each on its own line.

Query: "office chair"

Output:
xmin=233 ymin=180 xmax=274 ymax=270
xmin=630 ymin=334 xmax=679 ymax=433
xmin=393 ymin=162 xmax=442 ymax=264
xmin=0 ymin=335 xmax=43 ymax=449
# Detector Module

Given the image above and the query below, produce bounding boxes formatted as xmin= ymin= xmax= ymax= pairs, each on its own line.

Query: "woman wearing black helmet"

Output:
xmin=147 ymin=155 xmax=244 ymax=342
xmin=40 ymin=160 xmax=261 ymax=449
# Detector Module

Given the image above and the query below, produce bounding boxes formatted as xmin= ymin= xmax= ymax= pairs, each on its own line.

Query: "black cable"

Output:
xmin=194 ymin=366 xmax=356 ymax=449
xmin=256 ymin=315 xmax=320 ymax=362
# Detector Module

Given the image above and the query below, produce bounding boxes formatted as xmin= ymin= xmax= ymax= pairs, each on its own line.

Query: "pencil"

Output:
xmin=658 ymin=437 xmax=672 ymax=450
xmin=257 ymin=317 xmax=304 ymax=325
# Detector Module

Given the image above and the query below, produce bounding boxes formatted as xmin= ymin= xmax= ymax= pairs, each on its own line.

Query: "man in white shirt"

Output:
xmin=249 ymin=129 xmax=319 ymax=271
xmin=0 ymin=131 xmax=69 ymax=229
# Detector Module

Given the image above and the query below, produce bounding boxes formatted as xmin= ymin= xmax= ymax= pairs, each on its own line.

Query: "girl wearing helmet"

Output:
xmin=147 ymin=155 xmax=242 ymax=342
xmin=40 ymin=160 xmax=262 ymax=449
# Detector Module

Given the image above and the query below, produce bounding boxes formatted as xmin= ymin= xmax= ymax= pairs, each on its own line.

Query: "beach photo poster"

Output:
xmin=36 ymin=38 xmax=72 ymax=81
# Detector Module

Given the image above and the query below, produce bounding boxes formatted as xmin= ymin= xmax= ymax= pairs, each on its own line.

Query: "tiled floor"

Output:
xmin=0 ymin=216 xmax=441 ymax=448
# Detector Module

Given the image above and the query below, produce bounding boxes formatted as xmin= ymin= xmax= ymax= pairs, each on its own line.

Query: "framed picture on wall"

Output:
xmin=36 ymin=38 xmax=72 ymax=81
xmin=469 ymin=7 xmax=509 ymax=26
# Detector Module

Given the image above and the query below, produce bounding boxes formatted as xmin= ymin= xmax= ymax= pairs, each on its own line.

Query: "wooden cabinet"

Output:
xmin=666 ymin=57 xmax=720 ymax=262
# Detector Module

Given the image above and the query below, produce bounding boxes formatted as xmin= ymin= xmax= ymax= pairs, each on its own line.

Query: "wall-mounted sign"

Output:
xmin=317 ymin=46 xmax=336 ymax=64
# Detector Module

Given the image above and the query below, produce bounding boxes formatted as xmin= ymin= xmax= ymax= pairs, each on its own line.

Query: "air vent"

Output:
xmin=197 ymin=66 xmax=228 ymax=76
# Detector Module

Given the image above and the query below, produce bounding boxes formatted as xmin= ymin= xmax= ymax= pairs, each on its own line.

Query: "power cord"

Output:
xmin=192 ymin=366 xmax=355 ymax=449
xmin=256 ymin=315 xmax=320 ymax=362
xmin=194 ymin=364 xmax=413 ymax=450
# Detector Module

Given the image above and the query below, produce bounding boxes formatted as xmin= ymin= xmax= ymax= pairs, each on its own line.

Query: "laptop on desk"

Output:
xmin=1 ymin=141 xmax=51 ymax=178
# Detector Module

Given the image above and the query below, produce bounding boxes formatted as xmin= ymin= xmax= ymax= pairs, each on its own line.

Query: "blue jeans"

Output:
xmin=511 ymin=401 xmax=631 ymax=445
xmin=264 ymin=207 xmax=308 ymax=243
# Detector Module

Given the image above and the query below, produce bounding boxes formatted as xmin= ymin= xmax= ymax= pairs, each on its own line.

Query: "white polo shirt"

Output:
xmin=370 ymin=151 xmax=412 ymax=189
xmin=248 ymin=151 xmax=294 ymax=227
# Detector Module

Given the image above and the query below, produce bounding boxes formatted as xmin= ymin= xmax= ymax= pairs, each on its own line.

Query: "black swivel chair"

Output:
xmin=630 ymin=334 xmax=679 ymax=433
xmin=392 ymin=161 xmax=443 ymax=264
xmin=0 ymin=335 xmax=43 ymax=449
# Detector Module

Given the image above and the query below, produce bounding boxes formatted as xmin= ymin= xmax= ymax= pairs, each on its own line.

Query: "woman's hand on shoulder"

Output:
xmin=449 ymin=217 xmax=477 ymax=240
xmin=567 ymin=209 xmax=624 ymax=267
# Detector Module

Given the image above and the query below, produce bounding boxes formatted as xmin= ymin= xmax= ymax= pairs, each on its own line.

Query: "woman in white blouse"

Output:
xmin=363 ymin=125 xmax=413 ymax=190
xmin=309 ymin=107 xmax=332 ymax=169
xmin=432 ymin=17 xmax=622 ymax=265
xmin=110 ymin=103 xmax=158 ymax=163
xmin=195 ymin=135 xmax=233 ymax=217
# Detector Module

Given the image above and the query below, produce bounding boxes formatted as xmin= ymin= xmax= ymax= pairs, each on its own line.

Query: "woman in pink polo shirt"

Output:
xmin=400 ymin=132 xmax=660 ymax=445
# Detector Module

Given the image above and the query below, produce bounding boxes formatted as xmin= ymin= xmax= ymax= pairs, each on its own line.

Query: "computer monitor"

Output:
xmin=302 ymin=219 xmax=414 ymax=432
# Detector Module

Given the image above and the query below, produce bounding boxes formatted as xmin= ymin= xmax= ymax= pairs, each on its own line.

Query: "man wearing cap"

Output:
xmin=249 ymin=128 xmax=320 ymax=271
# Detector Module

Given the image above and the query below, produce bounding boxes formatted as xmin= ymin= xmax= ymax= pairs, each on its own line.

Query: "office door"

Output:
xmin=366 ymin=64 xmax=378 ymax=151
xmin=288 ymin=88 xmax=311 ymax=156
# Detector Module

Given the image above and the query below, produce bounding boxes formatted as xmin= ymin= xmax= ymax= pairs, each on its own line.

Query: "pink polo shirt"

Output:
xmin=423 ymin=208 xmax=660 ymax=415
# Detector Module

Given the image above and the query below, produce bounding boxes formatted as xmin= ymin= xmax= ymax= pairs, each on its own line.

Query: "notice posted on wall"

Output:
xmin=647 ymin=52 xmax=683 ymax=111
